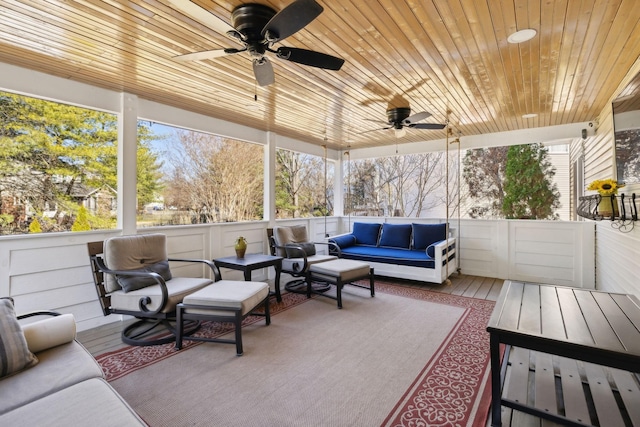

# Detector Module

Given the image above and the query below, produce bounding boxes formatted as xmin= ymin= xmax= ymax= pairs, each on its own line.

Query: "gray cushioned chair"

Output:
xmin=268 ymin=225 xmax=337 ymax=293
xmin=88 ymin=233 xmax=215 ymax=346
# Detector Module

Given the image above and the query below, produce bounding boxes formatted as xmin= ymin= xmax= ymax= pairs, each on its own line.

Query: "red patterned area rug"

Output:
xmin=96 ymin=281 xmax=495 ymax=427
xmin=376 ymin=281 xmax=495 ymax=427
xmin=96 ymin=291 xmax=311 ymax=382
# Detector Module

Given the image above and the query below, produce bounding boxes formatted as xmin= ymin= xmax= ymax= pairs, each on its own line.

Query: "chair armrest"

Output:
xmin=93 ymin=256 xmax=168 ymax=314
xmin=169 ymin=258 xmax=221 ymax=282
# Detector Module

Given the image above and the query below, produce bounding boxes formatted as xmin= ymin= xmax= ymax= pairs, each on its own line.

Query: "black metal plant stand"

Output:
xmin=577 ymin=193 xmax=637 ymax=232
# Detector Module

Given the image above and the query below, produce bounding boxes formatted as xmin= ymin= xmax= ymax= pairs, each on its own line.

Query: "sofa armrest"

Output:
xmin=21 ymin=313 xmax=77 ymax=354
xmin=427 ymin=237 xmax=457 ymax=261
xmin=328 ymin=233 xmax=356 ymax=256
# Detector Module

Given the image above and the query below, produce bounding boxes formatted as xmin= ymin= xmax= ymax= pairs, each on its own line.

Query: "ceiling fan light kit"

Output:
xmin=172 ymin=0 xmax=345 ymax=86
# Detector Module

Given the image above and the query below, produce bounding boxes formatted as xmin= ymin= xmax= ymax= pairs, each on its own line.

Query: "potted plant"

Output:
xmin=587 ymin=179 xmax=624 ymax=217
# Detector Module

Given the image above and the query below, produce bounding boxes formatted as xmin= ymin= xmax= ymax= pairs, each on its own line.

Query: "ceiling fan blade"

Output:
xmin=262 ymin=0 xmax=323 ymax=42
xmin=403 ymin=111 xmax=432 ymax=125
xmin=409 ymin=123 xmax=447 ymax=130
xmin=364 ymin=118 xmax=390 ymax=126
xmin=166 ymin=0 xmax=235 ymax=35
xmin=358 ymin=127 xmax=391 ymax=135
xmin=253 ymin=58 xmax=275 ymax=86
xmin=173 ymin=49 xmax=238 ymax=62
xmin=276 ymin=47 xmax=344 ymax=70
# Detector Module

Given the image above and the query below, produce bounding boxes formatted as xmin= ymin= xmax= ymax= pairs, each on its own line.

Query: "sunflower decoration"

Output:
xmin=587 ymin=179 xmax=624 ymax=196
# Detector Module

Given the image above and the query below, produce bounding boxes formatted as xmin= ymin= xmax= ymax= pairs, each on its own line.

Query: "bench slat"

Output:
xmin=582 ymin=362 xmax=626 ymax=427
xmin=610 ymin=368 xmax=640 ymax=426
xmin=505 ymin=346 xmax=532 ymax=406
xmin=556 ymin=356 xmax=591 ymax=424
xmin=533 ymin=352 xmax=557 ymax=414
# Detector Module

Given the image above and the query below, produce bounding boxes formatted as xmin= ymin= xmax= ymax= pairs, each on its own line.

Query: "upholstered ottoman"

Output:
xmin=307 ymin=259 xmax=374 ymax=308
xmin=175 ymin=280 xmax=270 ymax=355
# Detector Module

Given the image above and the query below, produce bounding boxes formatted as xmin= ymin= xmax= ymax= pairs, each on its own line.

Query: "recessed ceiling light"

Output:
xmin=522 ymin=113 xmax=538 ymax=119
xmin=508 ymin=29 xmax=537 ymax=44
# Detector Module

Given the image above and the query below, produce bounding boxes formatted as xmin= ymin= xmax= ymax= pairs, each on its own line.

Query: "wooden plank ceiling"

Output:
xmin=0 ymin=0 xmax=639 ymax=151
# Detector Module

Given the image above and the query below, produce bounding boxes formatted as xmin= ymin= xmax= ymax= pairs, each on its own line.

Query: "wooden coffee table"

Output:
xmin=213 ymin=253 xmax=283 ymax=302
xmin=487 ymin=281 xmax=640 ymax=426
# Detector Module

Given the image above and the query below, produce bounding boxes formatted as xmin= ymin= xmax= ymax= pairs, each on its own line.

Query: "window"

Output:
xmin=137 ymin=123 xmax=264 ymax=227
xmin=275 ymin=148 xmax=334 ymax=218
xmin=0 ymin=91 xmax=118 ymax=234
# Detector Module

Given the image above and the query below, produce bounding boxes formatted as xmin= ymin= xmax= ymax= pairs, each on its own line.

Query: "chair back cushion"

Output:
xmin=378 ymin=223 xmax=412 ymax=249
xmin=351 ymin=222 xmax=382 ymax=246
xmin=273 ymin=225 xmax=313 ymax=258
xmin=412 ymin=223 xmax=447 ymax=250
xmin=104 ymin=234 xmax=172 ymax=293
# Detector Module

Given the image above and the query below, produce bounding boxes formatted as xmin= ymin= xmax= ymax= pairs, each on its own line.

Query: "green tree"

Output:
xmin=29 ymin=218 xmax=42 ymax=233
xmin=71 ymin=205 xmax=91 ymax=231
xmin=462 ymin=147 xmax=509 ymax=218
xmin=502 ymin=144 xmax=560 ymax=219
xmin=275 ymin=149 xmax=328 ymax=218
xmin=0 ymin=91 xmax=163 ymax=233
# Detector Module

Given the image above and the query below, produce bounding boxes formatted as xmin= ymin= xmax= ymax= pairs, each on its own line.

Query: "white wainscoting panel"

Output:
xmin=594 ymin=223 xmax=640 ymax=296
xmin=507 ymin=221 xmax=595 ymax=288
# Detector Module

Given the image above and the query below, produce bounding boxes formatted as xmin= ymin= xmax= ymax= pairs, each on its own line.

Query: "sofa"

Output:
xmin=0 ymin=299 xmax=146 ymax=426
xmin=328 ymin=222 xmax=457 ymax=284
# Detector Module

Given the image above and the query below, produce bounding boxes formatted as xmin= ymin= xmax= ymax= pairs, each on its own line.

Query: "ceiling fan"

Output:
xmin=363 ymin=107 xmax=447 ymax=138
xmin=169 ymin=0 xmax=345 ymax=86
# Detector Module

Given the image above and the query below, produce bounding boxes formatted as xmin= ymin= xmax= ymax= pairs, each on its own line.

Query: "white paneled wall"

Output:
xmin=594 ymin=224 xmax=640 ymax=296
xmin=0 ymin=217 xmax=602 ymax=332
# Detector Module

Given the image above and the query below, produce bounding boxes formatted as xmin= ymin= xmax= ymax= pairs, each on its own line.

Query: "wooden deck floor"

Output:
xmin=76 ymin=273 xmax=562 ymax=427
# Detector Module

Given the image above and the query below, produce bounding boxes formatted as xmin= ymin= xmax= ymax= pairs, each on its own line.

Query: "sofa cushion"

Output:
xmin=0 ymin=378 xmax=146 ymax=426
xmin=329 ymin=234 xmax=356 ymax=249
xmin=22 ymin=314 xmax=76 ymax=354
xmin=0 ymin=339 xmax=103 ymax=415
xmin=412 ymin=223 xmax=447 ymax=250
xmin=378 ymin=223 xmax=412 ymax=249
xmin=352 ymin=222 xmax=382 ymax=246
xmin=117 ymin=260 xmax=173 ymax=293
xmin=0 ymin=299 xmax=38 ymax=379
xmin=338 ymin=246 xmax=435 ymax=269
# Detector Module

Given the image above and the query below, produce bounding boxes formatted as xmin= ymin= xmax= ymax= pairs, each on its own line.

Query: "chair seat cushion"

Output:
xmin=309 ymin=259 xmax=371 ymax=282
xmin=182 ymin=281 xmax=269 ymax=316
xmin=282 ymin=254 xmax=337 ymax=273
xmin=110 ymin=277 xmax=212 ymax=313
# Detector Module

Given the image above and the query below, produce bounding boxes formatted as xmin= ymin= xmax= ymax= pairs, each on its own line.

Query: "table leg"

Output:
xmin=273 ymin=262 xmax=282 ymax=302
xmin=243 ymin=269 xmax=252 ymax=282
xmin=490 ymin=334 xmax=502 ymax=426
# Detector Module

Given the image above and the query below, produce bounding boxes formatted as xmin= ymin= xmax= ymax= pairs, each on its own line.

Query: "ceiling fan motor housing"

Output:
xmin=231 ymin=4 xmax=277 ymax=56
xmin=387 ymin=107 xmax=412 ymax=127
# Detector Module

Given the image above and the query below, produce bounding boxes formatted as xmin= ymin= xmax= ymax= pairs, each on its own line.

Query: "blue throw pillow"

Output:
xmin=352 ymin=222 xmax=382 ymax=246
xmin=412 ymin=223 xmax=447 ymax=250
xmin=330 ymin=234 xmax=356 ymax=249
xmin=378 ymin=223 xmax=412 ymax=249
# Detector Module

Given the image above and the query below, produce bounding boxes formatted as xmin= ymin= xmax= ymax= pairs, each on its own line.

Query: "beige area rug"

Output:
xmin=98 ymin=282 xmax=495 ymax=426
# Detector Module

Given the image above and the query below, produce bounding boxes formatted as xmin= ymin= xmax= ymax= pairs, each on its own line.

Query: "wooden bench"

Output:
xmin=501 ymin=347 xmax=640 ymax=426
xmin=488 ymin=281 xmax=640 ymax=426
